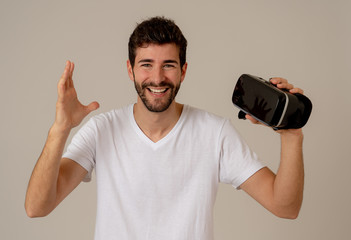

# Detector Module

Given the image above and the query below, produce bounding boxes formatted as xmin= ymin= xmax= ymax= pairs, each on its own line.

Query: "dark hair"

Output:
xmin=128 ymin=16 xmax=187 ymax=68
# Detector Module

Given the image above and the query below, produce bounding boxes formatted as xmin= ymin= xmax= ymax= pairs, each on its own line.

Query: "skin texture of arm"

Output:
xmin=239 ymin=78 xmax=305 ymax=219
xmin=25 ymin=61 xmax=99 ymax=217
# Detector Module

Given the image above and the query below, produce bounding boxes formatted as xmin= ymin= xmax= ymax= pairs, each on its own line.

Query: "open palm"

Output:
xmin=55 ymin=61 xmax=99 ymax=131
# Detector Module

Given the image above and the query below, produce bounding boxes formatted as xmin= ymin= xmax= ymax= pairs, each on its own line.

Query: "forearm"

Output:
xmin=25 ymin=125 xmax=70 ymax=217
xmin=273 ymin=129 xmax=304 ymax=217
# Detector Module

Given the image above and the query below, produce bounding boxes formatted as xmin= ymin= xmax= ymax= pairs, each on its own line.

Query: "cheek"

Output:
xmin=166 ymin=71 xmax=182 ymax=81
xmin=133 ymin=69 xmax=149 ymax=81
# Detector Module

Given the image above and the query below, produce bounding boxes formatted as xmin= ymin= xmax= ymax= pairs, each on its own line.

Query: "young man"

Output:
xmin=25 ymin=17 xmax=304 ymax=239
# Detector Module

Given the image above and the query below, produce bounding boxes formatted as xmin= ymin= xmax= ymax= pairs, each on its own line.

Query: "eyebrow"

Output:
xmin=138 ymin=59 xmax=179 ymax=65
xmin=163 ymin=60 xmax=179 ymax=64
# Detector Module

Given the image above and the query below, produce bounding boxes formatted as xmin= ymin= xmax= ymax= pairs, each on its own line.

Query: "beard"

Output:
xmin=134 ymin=78 xmax=181 ymax=113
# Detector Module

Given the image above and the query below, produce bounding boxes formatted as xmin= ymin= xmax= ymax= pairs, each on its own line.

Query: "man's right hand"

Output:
xmin=54 ymin=60 xmax=99 ymax=132
xmin=25 ymin=61 xmax=98 ymax=217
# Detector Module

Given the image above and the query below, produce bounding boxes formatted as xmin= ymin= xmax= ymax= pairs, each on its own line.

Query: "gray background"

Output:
xmin=1 ymin=0 xmax=350 ymax=239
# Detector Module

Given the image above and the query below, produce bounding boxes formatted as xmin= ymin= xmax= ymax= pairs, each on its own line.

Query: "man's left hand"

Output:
xmin=245 ymin=77 xmax=304 ymax=135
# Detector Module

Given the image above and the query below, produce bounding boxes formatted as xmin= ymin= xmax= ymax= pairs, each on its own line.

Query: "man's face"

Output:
xmin=127 ymin=43 xmax=187 ymax=112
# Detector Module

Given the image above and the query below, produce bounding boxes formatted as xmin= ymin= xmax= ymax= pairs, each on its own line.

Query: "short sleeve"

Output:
xmin=63 ymin=118 xmax=97 ymax=182
xmin=218 ymin=120 xmax=264 ymax=189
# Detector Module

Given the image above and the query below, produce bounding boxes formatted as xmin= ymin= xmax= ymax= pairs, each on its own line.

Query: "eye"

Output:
xmin=141 ymin=63 xmax=152 ymax=68
xmin=163 ymin=64 xmax=176 ymax=69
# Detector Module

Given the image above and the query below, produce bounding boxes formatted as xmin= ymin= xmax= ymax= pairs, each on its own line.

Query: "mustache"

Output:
xmin=141 ymin=81 xmax=175 ymax=89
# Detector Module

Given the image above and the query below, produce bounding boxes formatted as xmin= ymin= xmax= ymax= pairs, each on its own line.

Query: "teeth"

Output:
xmin=149 ymin=88 xmax=167 ymax=93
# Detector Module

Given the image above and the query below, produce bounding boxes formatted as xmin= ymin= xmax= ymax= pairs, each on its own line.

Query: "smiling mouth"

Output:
xmin=147 ymin=88 xmax=169 ymax=94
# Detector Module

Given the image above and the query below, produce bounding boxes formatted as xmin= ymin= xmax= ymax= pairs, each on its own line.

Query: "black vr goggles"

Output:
xmin=232 ymin=74 xmax=312 ymax=130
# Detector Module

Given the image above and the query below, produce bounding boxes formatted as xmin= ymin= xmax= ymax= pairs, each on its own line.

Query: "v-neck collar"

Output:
xmin=129 ymin=104 xmax=188 ymax=150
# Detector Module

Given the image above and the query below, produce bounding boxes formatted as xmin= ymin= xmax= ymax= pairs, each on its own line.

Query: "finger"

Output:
xmin=70 ymin=61 xmax=74 ymax=75
xmin=64 ymin=60 xmax=72 ymax=89
xmin=270 ymin=77 xmax=294 ymax=90
xmin=60 ymin=60 xmax=70 ymax=81
xmin=68 ymin=61 xmax=75 ymax=88
xmin=289 ymin=87 xmax=304 ymax=94
xmin=278 ymin=82 xmax=294 ymax=90
xmin=58 ymin=61 xmax=70 ymax=95
xmin=270 ymin=77 xmax=287 ymax=85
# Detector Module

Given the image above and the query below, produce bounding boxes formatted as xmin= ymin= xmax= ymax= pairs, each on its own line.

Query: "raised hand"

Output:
xmin=245 ymin=77 xmax=304 ymax=135
xmin=54 ymin=61 xmax=99 ymax=132
xmin=25 ymin=60 xmax=99 ymax=217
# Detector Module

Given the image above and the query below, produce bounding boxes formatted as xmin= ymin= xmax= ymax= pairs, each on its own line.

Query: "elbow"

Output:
xmin=275 ymin=210 xmax=300 ymax=220
xmin=25 ymin=205 xmax=39 ymax=218
xmin=25 ymin=206 xmax=50 ymax=218
xmin=25 ymin=200 xmax=52 ymax=218
xmin=271 ymin=194 xmax=303 ymax=220
xmin=25 ymin=205 xmax=46 ymax=218
xmin=272 ymin=204 xmax=302 ymax=220
xmin=25 ymin=209 xmax=39 ymax=218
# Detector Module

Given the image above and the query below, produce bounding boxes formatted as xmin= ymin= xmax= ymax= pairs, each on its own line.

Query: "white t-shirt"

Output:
xmin=63 ymin=104 xmax=264 ymax=240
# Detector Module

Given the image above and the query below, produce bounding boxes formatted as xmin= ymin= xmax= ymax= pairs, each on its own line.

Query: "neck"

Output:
xmin=133 ymin=99 xmax=183 ymax=143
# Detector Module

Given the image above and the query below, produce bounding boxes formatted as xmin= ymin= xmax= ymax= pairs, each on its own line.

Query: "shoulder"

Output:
xmin=182 ymin=105 xmax=230 ymax=133
xmin=88 ymin=104 xmax=132 ymax=128
xmin=184 ymin=105 xmax=227 ymax=125
xmin=184 ymin=105 xmax=242 ymax=137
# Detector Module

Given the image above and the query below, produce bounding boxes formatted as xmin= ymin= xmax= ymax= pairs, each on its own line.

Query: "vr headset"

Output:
xmin=232 ymin=74 xmax=312 ymax=130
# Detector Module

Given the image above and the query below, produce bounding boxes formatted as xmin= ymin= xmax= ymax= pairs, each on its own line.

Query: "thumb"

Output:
xmin=85 ymin=101 xmax=100 ymax=114
xmin=245 ymin=114 xmax=259 ymax=124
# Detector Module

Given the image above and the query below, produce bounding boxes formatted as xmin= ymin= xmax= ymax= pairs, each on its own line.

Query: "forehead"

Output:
xmin=135 ymin=43 xmax=180 ymax=62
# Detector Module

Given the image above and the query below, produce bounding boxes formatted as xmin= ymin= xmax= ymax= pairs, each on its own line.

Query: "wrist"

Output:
xmin=279 ymin=128 xmax=304 ymax=143
xmin=49 ymin=123 xmax=71 ymax=139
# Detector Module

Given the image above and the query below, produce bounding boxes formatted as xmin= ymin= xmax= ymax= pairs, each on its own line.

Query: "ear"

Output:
xmin=127 ymin=60 xmax=134 ymax=81
xmin=180 ymin=62 xmax=188 ymax=83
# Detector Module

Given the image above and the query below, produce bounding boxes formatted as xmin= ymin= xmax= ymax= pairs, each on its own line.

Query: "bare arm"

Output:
xmin=240 ymin=78 xmax=305 ymax=219
xmin=25 ymin=61 xmax=99 ymax=217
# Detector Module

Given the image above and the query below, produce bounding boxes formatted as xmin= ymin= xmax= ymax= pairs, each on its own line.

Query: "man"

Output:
xmin=25 ymin=17 xmax=304 ymax=239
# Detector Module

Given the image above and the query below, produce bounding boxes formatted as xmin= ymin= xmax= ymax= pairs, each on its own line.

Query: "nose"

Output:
xmin=151 ymin=66 xmax=165 ymax=85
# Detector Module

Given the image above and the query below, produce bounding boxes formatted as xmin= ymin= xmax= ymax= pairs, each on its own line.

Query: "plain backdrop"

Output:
xmin=1 ymin=0 xmax=350 ymax=239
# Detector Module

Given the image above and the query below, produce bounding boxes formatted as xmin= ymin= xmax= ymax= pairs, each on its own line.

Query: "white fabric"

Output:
xmin=63 ymin=104 xmax=264 ymax=240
